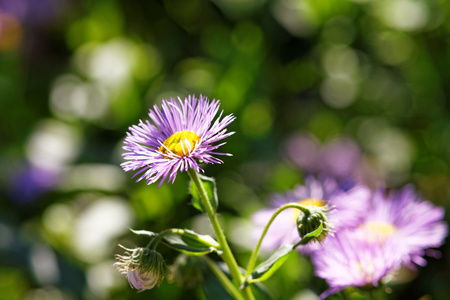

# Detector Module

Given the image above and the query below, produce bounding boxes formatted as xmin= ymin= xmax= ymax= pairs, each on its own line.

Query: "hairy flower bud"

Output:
xmin=115 ymin=246 xmax=169 ymax=292
xmin=127 ymin=268 xmax=161 ymax=290
xmin=296 ymin=206 xmax=330 ymax=244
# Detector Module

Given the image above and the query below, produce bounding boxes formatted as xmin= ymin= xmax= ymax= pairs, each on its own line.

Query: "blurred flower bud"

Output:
xmin=115 ymin=246 xmax=169 ymax=292
xmin=168 ymin=254 xmax=203 ymax=288
xmin=296 ymin=206 xmax=330 ymax=243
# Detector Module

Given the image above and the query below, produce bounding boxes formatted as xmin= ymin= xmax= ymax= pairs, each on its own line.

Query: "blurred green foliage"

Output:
xmin=1 ymin=0 xmax=450 ymax=299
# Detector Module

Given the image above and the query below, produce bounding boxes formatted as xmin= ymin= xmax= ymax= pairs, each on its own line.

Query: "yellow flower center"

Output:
xmin=293 ymin=198 xmax=326 ymax=222
xmin=158 ymin=131 xmax=201 ymax=158
xmin=359 ymin=221 xmax=397 ymax=242
xmin=298 ymin=198 xmax=326 ymax=207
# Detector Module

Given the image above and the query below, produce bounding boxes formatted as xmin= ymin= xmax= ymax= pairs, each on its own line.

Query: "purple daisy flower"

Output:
xmin=311 ymin=228 xmax=402 ymax=299
xmin=121 ymin=95 xmax=235 ymax=186
xmin=311 ymin=185 xmax=447 ymax=298
xmin=251 ymin=176 xmax=371 ymax=252
xmin=360 ymin=186 xmax=447 ymax=269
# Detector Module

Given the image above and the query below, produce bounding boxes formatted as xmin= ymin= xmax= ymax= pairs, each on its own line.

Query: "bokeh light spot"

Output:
xmin=26 ymin=119 xmax=81 ymax=171
xmin=131 ymin=184 xmax=174 ymax=221
xmin=241 ymin=100 xmax=273 ymax=139
xmin=374 ymin=31 xmax=415 ymax=65
xmin=232 ymin=21 xmax=263 ymax=53
xmin=378 ymin=0 xmax=428 ymax=32
xmin=307 ymin=111 xmax=342 ymax=141
xmin=321 ymin=76 xmax=358 ymax=108
xmin=73 ymin=197 xmax=133 ymax=263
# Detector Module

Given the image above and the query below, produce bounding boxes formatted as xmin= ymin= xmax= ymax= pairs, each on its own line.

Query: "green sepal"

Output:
xmin=189 ymin=174 xmax=218 ymax=213
xmin=296 ymin=221 xmax=324 ymax=247
xmin=162 ymin=229 xmax=222 ymax=256
xmin=243 ymin=244 xmax=294 ymax=287
xmin=303 ymin=221 xmax=324 ymax=238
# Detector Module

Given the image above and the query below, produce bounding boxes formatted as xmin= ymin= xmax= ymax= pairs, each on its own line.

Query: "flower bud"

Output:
xmin=296 ymin=206 xmax=330 ymax=244
xmin=115 ymin=246 xmax=169 ymax=292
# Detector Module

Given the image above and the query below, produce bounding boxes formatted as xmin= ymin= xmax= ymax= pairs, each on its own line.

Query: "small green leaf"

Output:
xmin=243 ymin=244 xmax=294 ymax=286
xmin=129 ymin=228 xmax=157 ymax=237
xmin=190 ymin=175 xmax=218 ymax=213
xmin=162 ymin=229 xmax=221 ymax=256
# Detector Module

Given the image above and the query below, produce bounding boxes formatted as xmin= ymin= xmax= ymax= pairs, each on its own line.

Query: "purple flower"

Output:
xmin=121 ymin=95 xmax=235 ymax=186
xmin=8 ymin=163 xmax=60 ymax=204
xmin=127 ymin=268 xmax=162 ymax=291
xmin=115 ymin=246 xmax=169 ymax=292
xmin=311 ymin=228 xmax=402 ymax=299
xmin=311 ymin=185 xmax=447 ymax=298
xmin=284 ymin=133 xmax=362 ymax=180
xmin=283 ymin=133 xmax=386 ymax=188
xmin=0 ymin=0 xmax=63 ymax=26
xmin=361 ymin=186 xmax=447 ymax=269
xmin=251 ymin=176 xmax=371 ymax=252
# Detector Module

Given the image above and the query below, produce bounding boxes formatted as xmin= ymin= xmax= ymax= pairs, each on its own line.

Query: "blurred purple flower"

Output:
xmin=8 ymin=163 xmax=60 ymax=204
xmin=0 ymin=0 xmax=69 ymax=54
xmin=121 ymin=95 xmax=235 ymax=186
xmin=311 ymin=185 xmax=447 ymax=298
xmin=251 ymin=176 xmax=371 ymax=252
xmin=361 ymin=186 xmax=447 ymax=269
xmin=284 ymin=133 xmax=362 ymax=180
xmin=0 ymin=0 xmax=62 ymax=27
xmin=311 ymin=228 xmax=402 ymax=299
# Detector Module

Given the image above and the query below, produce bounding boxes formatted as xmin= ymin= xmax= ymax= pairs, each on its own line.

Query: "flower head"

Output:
xmin=251 ymin=176 xmax=370 ymax=252
xmin=361 ymin=186 xmax=447 ymax=268
xmin=311 ymin=228 xmax=402 ymax=299
xmin=296 ymin=206 xmax=330 ymax=243
xmin=121 ymin=95 xmax=235 ymax=186
xmin=115 ymin=246 xmax=169 ymax=292
xmin=311 ymin=185 xmax=447 ymax=298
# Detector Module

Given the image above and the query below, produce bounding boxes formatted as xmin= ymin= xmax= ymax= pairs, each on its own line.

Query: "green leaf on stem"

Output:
xmin=189 ymin=174 xmax=218 ymax=213
xmin=129 ymin=228 xmax=157 ymax=237
xmin=162 ymin=229 xmax=222 ymax=256
xmin=243 ymin=244 xmax=294 ymax=287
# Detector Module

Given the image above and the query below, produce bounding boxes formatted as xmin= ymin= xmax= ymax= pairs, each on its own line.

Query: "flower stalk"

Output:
xmin=245 ymin=203 xmax=317 ymax=276
xmin=202 ymin=256 xmax=246 ymax=300
xmin=187 ymin=168 xmax=254 ymax=300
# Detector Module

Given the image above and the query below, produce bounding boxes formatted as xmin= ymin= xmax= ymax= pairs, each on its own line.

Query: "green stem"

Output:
xmin=245 ymin=203 xmax=310 ymax=276
xmin=242 ymin=286 xmax=255 ymax=300
xmin=341 ymin=289 xmax=350 ymax=300
xmin=202 ymin=257 xmax=246 ymax=300
xmin=187 ymin=169 xmax=253 ymax=300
